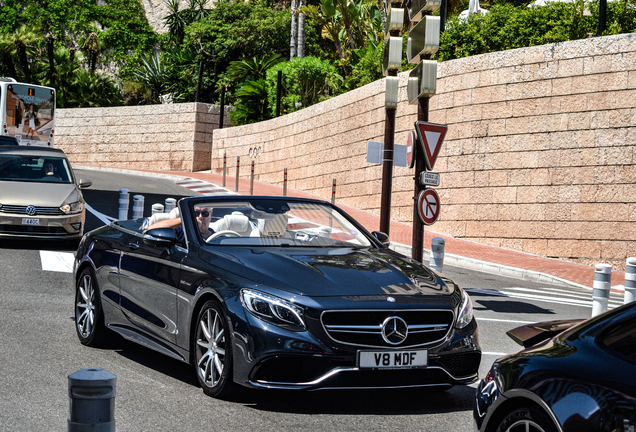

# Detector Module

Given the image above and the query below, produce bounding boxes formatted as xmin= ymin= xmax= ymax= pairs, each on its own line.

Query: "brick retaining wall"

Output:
xmin=213 ymin=33 xmax=636 ymax=269
xmin=57 ymin=103 xmax=229 ymax=172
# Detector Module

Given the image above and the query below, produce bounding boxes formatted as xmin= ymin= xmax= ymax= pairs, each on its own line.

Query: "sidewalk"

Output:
xmin=86 ymin=165 xmax=627 ymax=291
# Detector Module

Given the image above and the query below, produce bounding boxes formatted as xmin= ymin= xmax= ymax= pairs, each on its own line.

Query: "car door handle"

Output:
xmin=128 ymin=243 xmax=140 ymax=251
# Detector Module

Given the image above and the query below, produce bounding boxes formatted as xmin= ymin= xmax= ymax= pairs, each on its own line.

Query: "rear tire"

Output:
xmin=194 ymin=300 xmax=237 ymax=398
xmin=494 ymin=405 xmax=557 ymax=432
xmin=75 ymin=268 xmax=110 ymax=347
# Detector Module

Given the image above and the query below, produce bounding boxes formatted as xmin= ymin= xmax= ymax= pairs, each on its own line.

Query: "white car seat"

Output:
xmin=258 ymin=213 xmax=288 ymax=237
xmin=211 ymin=211 xmax=259 ymax=237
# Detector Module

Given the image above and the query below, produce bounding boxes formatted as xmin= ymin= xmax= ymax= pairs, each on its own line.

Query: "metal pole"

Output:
xmin=132 ymin=195 xmax=145 ymax=219
xmin=440 ymin=0 xmax=448 ymax=32
xmin=379 ymin=69 xmax=397 ymax=235
xmin=195 ymin=60 xmax=203 ymax=102
xmin=219 ymin=87 xmax=225 ymax=129
xmin=250 ymin=160 xmax=254 ymax=195
xmin=412 ymin=96 xmax=429 ymax=263
xmin=430 ymin=237 xmax=445 ymax=273
xmin=118 ymin=188 xmax=129 ymax=220
xmin=235 ymin=156 xmax=240 ymax=192
xmin=283 ymin=168 xmax=287 ymax=196
xmin=222 ymin=152 xmax=226 ymax=187
xmin=592 ymin=264 xmax=612 ymax=316
xmin=276 ymin=70 xmax=282 ymax=117
xmin=68 ymin=368 xmax=116 ymax=432
xmin=625 ymin=257 xmax=636 ymax=304
xmin=331 ymin=178 xmax=336 ymax=204
xmin=598 ymin=0 xmax=607 ymax=36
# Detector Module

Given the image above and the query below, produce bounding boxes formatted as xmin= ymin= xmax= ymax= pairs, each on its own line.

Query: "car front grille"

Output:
xmin=321 ymin=309 xmax=454 ymax=348
xmin=433 ymin=351 xmax=482 ymax=377
xmin=0 ymin=225 xmax=68 ymax=235
xmin=0 ymin=205 xmax=64 ymax=216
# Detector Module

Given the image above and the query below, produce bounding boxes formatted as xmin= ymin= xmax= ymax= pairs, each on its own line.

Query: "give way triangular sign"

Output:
xmin=414 ymin=121 xmax=448 ymax=170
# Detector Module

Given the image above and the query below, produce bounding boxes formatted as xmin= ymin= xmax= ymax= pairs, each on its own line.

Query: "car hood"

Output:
xmin=200 ymin=246 xmax=454 ymax=298
xmin=0 ymin=181 xmax=81 ymax=207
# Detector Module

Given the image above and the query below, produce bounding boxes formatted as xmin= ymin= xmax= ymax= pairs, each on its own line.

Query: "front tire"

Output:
xmin=75 ymin=268 xmax=109 ymax=347
xmin=495 ymin=405 xmax=557 ymax=432
xmin=194 ymin=300 xmax=236 ymax=398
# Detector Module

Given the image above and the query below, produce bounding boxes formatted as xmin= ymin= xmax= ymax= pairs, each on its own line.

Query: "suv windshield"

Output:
xmin=193 ymin=200 xmax=373 ymax=248
xmin=0 ymin=154 xmax=73 ymax=183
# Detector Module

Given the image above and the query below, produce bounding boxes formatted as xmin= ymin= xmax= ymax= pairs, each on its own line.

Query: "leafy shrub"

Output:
xmin=265 ymin=56 xmax=341 ymax=117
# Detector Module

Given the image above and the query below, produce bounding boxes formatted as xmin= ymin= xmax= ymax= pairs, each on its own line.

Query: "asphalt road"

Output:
xmin=0 ymin=168 xmax=607 ymax=432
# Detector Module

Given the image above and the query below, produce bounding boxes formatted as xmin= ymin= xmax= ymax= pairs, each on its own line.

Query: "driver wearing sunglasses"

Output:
xmin=147 ymin=206 xmax=215 ymax=242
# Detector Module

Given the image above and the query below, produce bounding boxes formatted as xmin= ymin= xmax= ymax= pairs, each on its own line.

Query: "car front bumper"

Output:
xmin=0 ymin=212 xmax=84 ymax=239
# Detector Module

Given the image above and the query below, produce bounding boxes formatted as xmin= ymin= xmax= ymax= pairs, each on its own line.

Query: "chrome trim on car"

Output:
xmin=249 ymin=365 xmax=478 ymax=390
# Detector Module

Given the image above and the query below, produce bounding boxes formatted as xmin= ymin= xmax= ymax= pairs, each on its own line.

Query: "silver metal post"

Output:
xmin=223 ymin=152 xmax=226 ymax=187
xmin=331 ymin=179 xmax=336 ymax=204
xmin=68 ymin=368 xmax=116 ymax=432
xmin=132 ymin=195 xmax=144 ymax=219
xmin=118 ymin=188 xmax=129 ymax=220
xmin=235 ymin=156 xmax=240 ymax=192
xmin=283 ymin=168 xmax=287 ymax=197
xmin=625 ymin=257 xmax=636 ymax=304
xmin=592 ymin=264 xmax=612 ymax=316
xmin=164 ymin=198 xmax=176 ymax=213
xmin=250 ymin=160 xmax=254 ymax=195
xmin=430 ymin=237 xmax=445 ymax=273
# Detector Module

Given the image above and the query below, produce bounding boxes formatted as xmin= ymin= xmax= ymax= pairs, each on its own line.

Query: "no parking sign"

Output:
xmin=417 ymin=189 xmax=440 ymax=225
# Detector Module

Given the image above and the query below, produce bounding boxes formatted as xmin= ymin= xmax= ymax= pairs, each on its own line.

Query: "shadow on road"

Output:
xmin=112 ymin=338 xmax=475 ymax=416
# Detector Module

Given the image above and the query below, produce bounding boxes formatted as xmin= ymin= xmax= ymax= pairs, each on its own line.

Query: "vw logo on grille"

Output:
xmin=381 ymin=316 xmax=408 ymax=345
xmin=26 ymin=205 xmax=37 ymax=216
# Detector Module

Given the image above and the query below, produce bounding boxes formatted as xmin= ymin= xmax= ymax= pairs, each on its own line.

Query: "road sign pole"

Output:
xmin=380 ymin=82 xmax=397 ymax=235
xmin=412 ymin=96 xmax=429 ymax=263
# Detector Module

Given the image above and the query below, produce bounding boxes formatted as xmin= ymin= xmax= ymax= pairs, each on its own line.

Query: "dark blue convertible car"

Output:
xmin=73 ymin=195 xmax=481 ymax=398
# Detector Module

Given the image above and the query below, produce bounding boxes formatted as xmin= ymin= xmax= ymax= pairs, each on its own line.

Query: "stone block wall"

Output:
xmin=56 ymin=103 xmax=229 ymax=172
xmin=213 ymin=33 xmax=636 ymax=269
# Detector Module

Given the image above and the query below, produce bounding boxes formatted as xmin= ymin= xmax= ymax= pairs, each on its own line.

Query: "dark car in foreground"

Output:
xmin=74 ymin=195 xmax=481 ymax=398
xmin=0 ymin=136 xmax=19 ymax=145
xmin=0 ymin=145 xmax=91 ymax=240
xmin=475 ymin=302 xmax=636 ymax=432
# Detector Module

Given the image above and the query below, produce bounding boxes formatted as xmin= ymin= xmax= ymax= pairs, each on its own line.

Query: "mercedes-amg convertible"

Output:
xmin=73 ymin=195 xmax=481 ymax=398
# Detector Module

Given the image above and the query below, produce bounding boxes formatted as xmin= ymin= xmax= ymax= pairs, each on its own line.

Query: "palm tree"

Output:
xmin=132 ymin=51 xmax=172 ymax=102
xmin=0 ymin=25 xmax=40 ymax=83
xmin=226 ymin=54 xmax=284 ymax=83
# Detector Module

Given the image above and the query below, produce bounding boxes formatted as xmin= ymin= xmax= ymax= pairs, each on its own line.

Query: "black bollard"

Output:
xmin=68 ymin=368 xmax=116 ymax=432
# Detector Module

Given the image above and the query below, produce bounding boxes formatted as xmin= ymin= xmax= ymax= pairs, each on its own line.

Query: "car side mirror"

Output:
xmin=144 ymin=228 xmax=178 ymax=248
xmin=372 ymin=231 xmax=390 ymax=248
xmin=78 ymin=179 xmax=92 ymax=189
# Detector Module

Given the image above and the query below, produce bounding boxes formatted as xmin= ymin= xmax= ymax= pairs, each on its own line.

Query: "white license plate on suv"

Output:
xmin=22 ymin=218 xmax=40 ymax=225
xmin=358 ymin=350 xmax=428 ymax=369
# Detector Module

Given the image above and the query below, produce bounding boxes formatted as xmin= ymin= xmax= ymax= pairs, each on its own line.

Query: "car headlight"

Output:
xmin=241 ymin=289 xmax=306 ymax=331
xmin=455 ymin=288 xmax=474 ymax=329
xmin=60 ymin=201 xmax=83 ymax=214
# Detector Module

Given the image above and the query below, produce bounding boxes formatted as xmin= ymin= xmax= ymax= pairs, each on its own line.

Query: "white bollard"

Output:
xmin=430 ymin=237 xmax=445 ymax=273
xmin=625 ymin=257 xmax=636 ymax=304
xmin=592 ymin=264 xmax=612 ymax=317
xmin=164 ymin=198 xmax=176 ymax=213
xmin=132 ymin=195 xmax=145 ymax=220
xmin=151 ymin=203 xmax=164 ymax=215
xmin=118 ymin=188 xmax=129 ymax=220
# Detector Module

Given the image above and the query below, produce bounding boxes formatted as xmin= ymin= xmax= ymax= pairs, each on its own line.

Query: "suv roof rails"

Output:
xmin=0 ymin=77 xmax=18 ymax=82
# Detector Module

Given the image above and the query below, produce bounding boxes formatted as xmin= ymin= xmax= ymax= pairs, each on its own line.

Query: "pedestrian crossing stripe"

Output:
xmin=465 ymin=287 xmax=625 ymax=309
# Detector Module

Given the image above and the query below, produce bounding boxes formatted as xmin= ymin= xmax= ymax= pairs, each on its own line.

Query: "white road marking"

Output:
xmin=40 ymin=251 xmax=74 ymax=273
xmin=477 ymin=317 xmax=536 ymax=324
xmin=482 ymin=352 xmax=508 ymax=356
xmin=86 ymin=203 xmax=117 ymax=225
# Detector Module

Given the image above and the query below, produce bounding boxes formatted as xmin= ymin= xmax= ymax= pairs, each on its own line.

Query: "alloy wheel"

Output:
xmin=76 ymin=274 xmax=95 ymax=338
xmin=505 ymin=419 xmax=547 ymax=432
xmin=196 ymin=307 xmax=227 ymax=388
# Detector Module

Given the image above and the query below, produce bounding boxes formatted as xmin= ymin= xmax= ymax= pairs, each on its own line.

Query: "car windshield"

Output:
xmin=0 ymin=154 xmax=73 ymax=183
xmin=193 ymin=199 xmax=373 ymax=248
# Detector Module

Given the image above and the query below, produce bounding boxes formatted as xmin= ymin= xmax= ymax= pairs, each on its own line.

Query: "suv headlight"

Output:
xmin=60 ymin=201 xmax=83 ymax=214
xmin=455 ymin=289 xmax=474 ymax=329
xmin=241 ymin=289 xmax=306 ymax=331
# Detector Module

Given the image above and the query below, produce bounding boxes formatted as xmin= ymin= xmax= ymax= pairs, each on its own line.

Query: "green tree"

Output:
xmin=0 ymin=25 xmax=40 ymax=83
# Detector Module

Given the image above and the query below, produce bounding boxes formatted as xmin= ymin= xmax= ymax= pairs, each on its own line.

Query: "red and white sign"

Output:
xmin=415 ymin=121 xmax=448 ymax=170
xmin=417 ymin=189 xmax=441 ymax=225
xmin=406 ymin=131 xmax=416 ymax=168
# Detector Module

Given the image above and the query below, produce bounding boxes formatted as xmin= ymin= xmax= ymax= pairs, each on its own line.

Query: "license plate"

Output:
xmin=358 ymin=350 xmax=427 ymax=369
xmin=22 ymin=218 xmax=40 ymax=225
